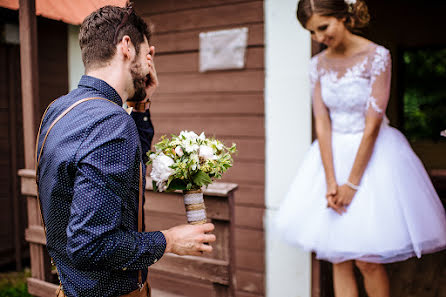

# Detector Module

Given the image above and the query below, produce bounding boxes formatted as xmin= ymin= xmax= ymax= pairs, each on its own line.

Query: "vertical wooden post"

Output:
xmin=310 ymin=39 xmax=326 ymax=297
xmin=19 ymin=0 xmax=39 ymax=155
xmin=19 ymin=0 xmax=47 ymax=281
xmin=228 ymin=191 xmax=236 ymax=297
xmin=311 ymin=253 xmax=321 ymax=297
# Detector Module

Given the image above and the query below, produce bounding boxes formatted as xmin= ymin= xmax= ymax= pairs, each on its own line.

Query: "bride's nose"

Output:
xmin=314 ymin=32 xmax=325 ymax=44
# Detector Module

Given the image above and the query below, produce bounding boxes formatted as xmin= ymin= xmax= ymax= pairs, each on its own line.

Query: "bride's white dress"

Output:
xmin=276 ymin=42 xmax=446 ymax=264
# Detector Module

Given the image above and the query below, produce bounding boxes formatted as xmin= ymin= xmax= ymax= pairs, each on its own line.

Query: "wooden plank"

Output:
xmin=152 ymin=23 xmax=264 ymax=53
xmin=151 ymin=92 xmax=264 ymax=115
xmin=233 ymin=184 xmax=264 ymax=206
xmin=145 ymin=192 xmax=230 ymax=221
xmin=236 ymin=269 xmax=264 ymax=294
xmin=311 ymin=253 xmax=321 ymax=297
xmin=235 ymin=249 xmax=264 ymax=272
xmin=19 ymin=0 xmax=38 ymax=169
xmin=156 ymin=47 xmax=264 ymax=73
xmin=148 ymin=2 xmax=263 ymax=34
xmin=149 ymin=270 xmax=216 ymax=297
xmin=25 ymin=226 xmax=46 ymax=245
xmin=152 ymin=116 xmax=264 ymax=137
xmin=235 ymin=291 xmax=263 ymax=297
xmin=139 ymin=0 xmax=263 ymax=15
xmin=27 ymin=277 xmax=59 ymax=297
xmin=219 ymin=161 xmax=264 ymax=185
xmin=156 ymin=70 xmax=264 ymax=94
xmin=151 ymin=288 xmax=186 ymax=297
xmin=151 ymin=253 xmax=229 ymax=284
xmin=234 ymin=227 xmax=264 ymax=251
xmin=21 ymin=173 xmax=37 ymax=196
xmin=234 ymin=205 xmax=264 ymax=229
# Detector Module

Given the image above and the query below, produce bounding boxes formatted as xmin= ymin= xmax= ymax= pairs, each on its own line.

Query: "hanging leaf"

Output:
xmin=167 ymin=179 xmax=188 ymax=191
xmin=192 ymin=170 xmax=212 ymax=187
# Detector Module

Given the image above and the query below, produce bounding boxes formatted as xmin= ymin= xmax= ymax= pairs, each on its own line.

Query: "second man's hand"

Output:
xmin=161 ymin=223 xmax=216 ymax=256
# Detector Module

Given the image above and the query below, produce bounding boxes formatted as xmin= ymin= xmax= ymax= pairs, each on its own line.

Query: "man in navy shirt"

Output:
xmin=36 ymin=4 xmax=215 ymax=297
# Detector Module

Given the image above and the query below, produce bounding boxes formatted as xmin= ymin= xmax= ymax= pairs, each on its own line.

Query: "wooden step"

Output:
xmin=151 ymin=288 xmax=185 ymax=297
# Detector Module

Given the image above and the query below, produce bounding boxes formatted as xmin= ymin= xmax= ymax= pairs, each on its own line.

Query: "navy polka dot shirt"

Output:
xmin=37 ymin=75 xmax=166 ymax=297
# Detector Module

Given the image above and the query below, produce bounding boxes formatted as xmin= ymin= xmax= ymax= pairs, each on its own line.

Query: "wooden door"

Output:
xmin=0 ymin=43 xmax=27 ymax=269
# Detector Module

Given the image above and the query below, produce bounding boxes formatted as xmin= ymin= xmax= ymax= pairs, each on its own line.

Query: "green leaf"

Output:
xmin=166 ymin=175 xmax=175 ymax=188
xmin=192 ymin=170 xmax=212 ymax=187
xmin=152 ymin=181 xmax=158 ymax=192
xmin=167 ymin=179 xmax=188 ymax=191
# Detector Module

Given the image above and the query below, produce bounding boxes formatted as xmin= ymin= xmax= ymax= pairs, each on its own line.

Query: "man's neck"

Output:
xmin=86 ymin=65 xmax=129 ymax=103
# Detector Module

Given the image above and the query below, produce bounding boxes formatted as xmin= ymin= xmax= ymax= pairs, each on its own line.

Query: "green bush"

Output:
xmin=0 ymin=270 xmax=32 ymax=297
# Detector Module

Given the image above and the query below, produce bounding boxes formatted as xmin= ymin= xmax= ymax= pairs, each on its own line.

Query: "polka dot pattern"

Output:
xmin=37 ymin=75 xmax=165 ymax=297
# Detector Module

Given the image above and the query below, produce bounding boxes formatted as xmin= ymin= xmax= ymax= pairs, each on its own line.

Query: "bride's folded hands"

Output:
xmin=332 ymin=184 xmax=357 ymax=214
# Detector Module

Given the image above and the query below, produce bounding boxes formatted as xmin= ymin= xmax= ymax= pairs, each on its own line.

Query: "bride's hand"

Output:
xmin=325 ymin=182 xmax=338 ymax=199
xmin=331 ymin=184 xmax=356 ymax=214
xmin=325 ymin=182 xmax=345 ymax=214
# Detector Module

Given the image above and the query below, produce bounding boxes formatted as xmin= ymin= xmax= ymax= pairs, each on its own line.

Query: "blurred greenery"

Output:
xmin=403 ymin=48 xmax=446 ymax=142
xmin=0 ymin=269 xmax=32 ymax=297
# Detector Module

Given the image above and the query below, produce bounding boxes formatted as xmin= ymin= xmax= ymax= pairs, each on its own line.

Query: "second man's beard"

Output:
xmin=128 ymin=64 xmax=149 ymax=102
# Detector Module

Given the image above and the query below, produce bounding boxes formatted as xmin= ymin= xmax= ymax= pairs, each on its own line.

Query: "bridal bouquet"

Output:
xmin=147 ymin=131 xmax=236 ymax=224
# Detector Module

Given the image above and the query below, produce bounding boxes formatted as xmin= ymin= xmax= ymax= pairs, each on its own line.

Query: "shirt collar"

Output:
xmin=78 ymin=75 xmax=123 ymax=106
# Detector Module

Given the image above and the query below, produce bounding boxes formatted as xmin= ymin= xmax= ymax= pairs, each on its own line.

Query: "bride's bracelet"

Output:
xmin=345 ymin=180 xmax=359 ymax=191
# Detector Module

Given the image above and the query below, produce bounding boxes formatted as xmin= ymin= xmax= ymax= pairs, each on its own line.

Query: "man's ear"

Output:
xmin=119 ymin=35 xmax=135 ymax=60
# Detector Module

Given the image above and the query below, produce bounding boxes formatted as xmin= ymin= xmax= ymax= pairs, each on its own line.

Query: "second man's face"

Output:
xmin=128 ymin=38 xmax=152 ymax=102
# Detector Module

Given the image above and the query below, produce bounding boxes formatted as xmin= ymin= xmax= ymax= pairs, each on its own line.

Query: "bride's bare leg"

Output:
xmin=355 ymin=260 xmax=390 ymax=297
xmin=333 ymin=261 xmax=358 ymax=297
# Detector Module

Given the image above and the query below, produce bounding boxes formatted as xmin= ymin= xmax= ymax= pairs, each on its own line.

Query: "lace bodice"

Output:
xmin=310 ymin=43 xmax=391 ymax=134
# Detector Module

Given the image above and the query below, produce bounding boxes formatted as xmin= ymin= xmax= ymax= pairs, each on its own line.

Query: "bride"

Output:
xmin=276 ymin=0 xmax=446 ymax=296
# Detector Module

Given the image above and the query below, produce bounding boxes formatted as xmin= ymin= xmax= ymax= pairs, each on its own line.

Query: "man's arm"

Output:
xmin=67 ymin=111 xmax=165 ymax=271
xmin=131 ymin=109 xmax=154 ymax=162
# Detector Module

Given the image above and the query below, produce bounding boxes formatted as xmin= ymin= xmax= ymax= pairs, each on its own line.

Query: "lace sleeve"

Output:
xmin=310 ymin=56 xmax=329 ymax=116
xmin=366 ymin=47 xmax=391 ymax=117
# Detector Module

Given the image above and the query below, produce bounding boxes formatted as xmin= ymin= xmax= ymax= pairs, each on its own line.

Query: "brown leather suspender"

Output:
xmin=35 ymin=97 xmax=145 ymax=294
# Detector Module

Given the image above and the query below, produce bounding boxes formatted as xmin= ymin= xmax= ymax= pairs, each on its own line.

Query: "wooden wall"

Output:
xmin=0 ymin=11 xmax=68 ymax=269
xmin=134 ymin=1 xmax=265 ymax=296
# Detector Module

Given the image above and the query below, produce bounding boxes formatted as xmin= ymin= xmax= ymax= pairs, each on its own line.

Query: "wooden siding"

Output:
xmin=135 ymin=1 xmax=265 ymax=296
xmin=0 ymin=11 xmax=68 ymax=269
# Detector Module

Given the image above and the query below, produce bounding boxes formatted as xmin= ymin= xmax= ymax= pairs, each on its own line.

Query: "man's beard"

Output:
xmin=128 ymin=61 xmax=149 ymax=102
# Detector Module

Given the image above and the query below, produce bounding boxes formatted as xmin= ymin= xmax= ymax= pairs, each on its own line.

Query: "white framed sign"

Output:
xmin=199 ymin=27 xmax=248 ymax=72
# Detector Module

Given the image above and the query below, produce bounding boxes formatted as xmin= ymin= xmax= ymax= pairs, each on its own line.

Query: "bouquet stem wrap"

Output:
xmin=183 ymin=189 xmax=207 ymax=225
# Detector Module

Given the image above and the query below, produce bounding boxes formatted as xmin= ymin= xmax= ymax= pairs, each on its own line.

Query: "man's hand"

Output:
xmin=161 ymin=223 xmax=216 ymax=256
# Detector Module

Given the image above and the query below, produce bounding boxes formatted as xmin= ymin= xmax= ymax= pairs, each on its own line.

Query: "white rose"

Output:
xmin=174 ymin=146 xmax=184 ymax=157
xmin=212 ymin=140 xmax=223 ymax=151
xmin=344 ymin=0 xmax=356 ymax=5
xmin=180 ymin=130 xmax=199 ymax=140
xmin=150 ymin=153 xmax=175 ymax=191
xmin=198 ymin=132 xmax=206 ymax=140
xmin=184 ymin=140 xmax=199 ymax=153
xmin=199 ymin=145 xmax=216 ymax=160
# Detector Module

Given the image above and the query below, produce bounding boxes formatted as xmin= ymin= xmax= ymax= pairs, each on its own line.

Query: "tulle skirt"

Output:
xmin=275 ymin=124 xmax=446 ymax=264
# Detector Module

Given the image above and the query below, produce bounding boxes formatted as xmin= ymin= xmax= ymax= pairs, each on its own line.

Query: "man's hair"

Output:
xmin=79 ymin=3 xmax=151 ymax=71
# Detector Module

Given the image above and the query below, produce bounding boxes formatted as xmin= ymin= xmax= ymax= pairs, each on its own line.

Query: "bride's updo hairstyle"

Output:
xmin=297 ymin=0 xmax=370 ymax=32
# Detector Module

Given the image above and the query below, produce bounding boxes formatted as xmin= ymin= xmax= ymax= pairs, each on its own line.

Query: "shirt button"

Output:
xmin=143 ymin=116 xmax=148 ymax=122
